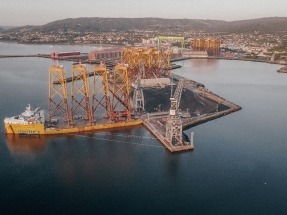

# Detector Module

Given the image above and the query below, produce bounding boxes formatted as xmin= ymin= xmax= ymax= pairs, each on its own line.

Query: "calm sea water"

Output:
xmin=1 ymin=42 xmax=287 ymax=214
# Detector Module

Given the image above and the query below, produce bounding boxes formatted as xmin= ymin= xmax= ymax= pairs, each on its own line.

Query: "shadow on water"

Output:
xmin=5 ymin=130 xmax=142 ymax=186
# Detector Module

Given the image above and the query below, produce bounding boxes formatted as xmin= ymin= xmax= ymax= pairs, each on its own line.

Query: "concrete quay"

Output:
xmin=141 ymin=74 xmax=241 ymax=152
xmin=143 ymin=116 xmax=194 ymax=152
xmin=173 ymin=74 xmax=241 ymax=129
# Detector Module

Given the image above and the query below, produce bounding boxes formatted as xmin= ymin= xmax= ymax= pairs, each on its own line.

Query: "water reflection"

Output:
xmin=191 ymin=59 xmax=218 ymax=68
xmin=5 ymin=134 xmax=47 ymax=154
xmin=178 ymin=59 xmax=219 ymax=77
xmin=0 ymin=42 xmax=102 ymax=55
xmin=48 ymin=131 xmax=139 ymax=185
xmin=5 ymin=131 xmax=139 ymax=185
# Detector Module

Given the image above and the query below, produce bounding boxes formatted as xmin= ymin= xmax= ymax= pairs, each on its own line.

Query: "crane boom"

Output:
xmin=173 ymin=79 xmax=185 ymax=110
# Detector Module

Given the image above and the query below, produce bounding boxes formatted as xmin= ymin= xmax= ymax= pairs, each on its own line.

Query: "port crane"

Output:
xmin=132 ymin=63 xmax=145 ymax=113
xmin=165 ymin=79 xmax=185 ymax=146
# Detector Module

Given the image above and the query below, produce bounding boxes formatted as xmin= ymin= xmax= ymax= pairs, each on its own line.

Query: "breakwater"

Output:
xmin=0 ymin=54 xmax=39 ymax=58
xmin=277 ymin=66 xmax=287 ymax=73
xmin=140 ymin=74 xmax=241 ymax=152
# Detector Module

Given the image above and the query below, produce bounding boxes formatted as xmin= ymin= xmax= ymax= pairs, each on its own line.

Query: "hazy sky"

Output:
xmin=1 ymin=0 xmax=287 ymax=26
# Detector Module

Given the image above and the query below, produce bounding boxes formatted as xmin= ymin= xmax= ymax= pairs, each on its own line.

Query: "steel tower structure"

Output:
xmin=48 ymin=65 xmax=70 ymax=126
xmin=121 ymin=47 xmax=171 ymax=81
xmin=191 ymin=38 xmax=221 ymax=55
xmin=71 ymin=64 xmax=93 ymax=125
xmin=92 ymin=64 xmax=112 ymax=121
xmin=110 ymin=64 xmax=131 ymax=121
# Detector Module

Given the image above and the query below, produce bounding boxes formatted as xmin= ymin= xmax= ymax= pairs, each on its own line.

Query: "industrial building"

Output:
xmin=88 ymin=48 xmax=122 ymax=61
xmin=51 ymin=51 xmax=81 ymax=59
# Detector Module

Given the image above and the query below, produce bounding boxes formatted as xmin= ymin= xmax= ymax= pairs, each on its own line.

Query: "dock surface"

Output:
xmin=143 ymin=117 xmax=194 ymax=152
xmin=141 ymin=74 xmax=241 ymax=152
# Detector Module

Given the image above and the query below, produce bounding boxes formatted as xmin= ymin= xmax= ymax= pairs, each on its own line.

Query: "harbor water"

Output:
xmin=1 ymin=42 xmax=287 ymax=214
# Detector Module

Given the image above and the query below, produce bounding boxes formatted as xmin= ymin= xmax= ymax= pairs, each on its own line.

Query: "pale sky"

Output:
xmin=1 ymin=0 xmax=287 ymax=26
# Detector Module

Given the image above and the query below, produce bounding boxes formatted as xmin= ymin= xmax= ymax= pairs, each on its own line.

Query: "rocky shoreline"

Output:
xmin=277 ymin=66 xmax=287 ymax=73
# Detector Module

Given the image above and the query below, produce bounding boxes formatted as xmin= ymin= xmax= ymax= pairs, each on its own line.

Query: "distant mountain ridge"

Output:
xmin=4 ymin=17 xmax=287 ymax=34
xmin=217 ymin=17 xmax=287 ymax=33
xmin=0 ymin=26 xmax=18 ymax=31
